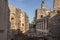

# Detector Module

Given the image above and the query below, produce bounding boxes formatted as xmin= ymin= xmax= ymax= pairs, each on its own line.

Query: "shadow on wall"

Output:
xmin=10 ymin=29 xmax=26 ymax=40
xmin=48 ymin=10 xmax=60 ymax=40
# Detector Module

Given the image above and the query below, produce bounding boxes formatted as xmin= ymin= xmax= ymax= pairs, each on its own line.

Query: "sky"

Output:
xmin=8 ymin=0 xmax=53 ymax=23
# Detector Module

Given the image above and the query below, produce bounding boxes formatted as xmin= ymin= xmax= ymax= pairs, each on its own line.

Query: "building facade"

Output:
xmin=54 ymin=0 xmax=60 ymax=10
xmin=9 ymin=4 xmax=29 ymax=36
xmin=48 ymin=10 xmax=60 ymax=40
xmin=16 ymin=8 xmax=21 ymax=30
xmin=9 ymin=4 xmax=18 ymax=30
xmin=0 ymin=0 xmax=10 ymax=40
xmin=9 ymin=4 xmax=18 ymax=40
xmin=20 ymin=12 xmax=29 ymax=33
xmin=48 ymin=0 xmax=60 ymax=40
xmin=35 ymin=1 xmax=51 ymax=35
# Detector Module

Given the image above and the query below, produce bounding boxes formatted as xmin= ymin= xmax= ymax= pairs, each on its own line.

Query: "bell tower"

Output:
xmin=41 ymin=0 xmax=46 ymax=8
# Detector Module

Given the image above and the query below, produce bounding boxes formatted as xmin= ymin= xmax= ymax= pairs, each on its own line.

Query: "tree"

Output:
xmin=31 ymin=17 xmax=36 ymax=24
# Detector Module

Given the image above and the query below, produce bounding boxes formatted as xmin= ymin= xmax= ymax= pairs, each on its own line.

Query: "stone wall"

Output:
xmin=0 ymin=0 xmax=10 ymax=40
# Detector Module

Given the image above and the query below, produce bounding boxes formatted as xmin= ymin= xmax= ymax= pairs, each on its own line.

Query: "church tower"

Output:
xmin=41 ymin=1 xmax=46 ymax=8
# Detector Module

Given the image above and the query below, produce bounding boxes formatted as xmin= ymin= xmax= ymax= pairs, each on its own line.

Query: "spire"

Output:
xmin=41 ymin=0 xmax=46 ymax=8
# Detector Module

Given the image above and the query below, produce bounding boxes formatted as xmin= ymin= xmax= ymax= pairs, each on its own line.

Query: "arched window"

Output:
xmin=41 ymin=15 xmax=43 ymax=18
xmin=11 ymin=17 xmax=14 ymax=20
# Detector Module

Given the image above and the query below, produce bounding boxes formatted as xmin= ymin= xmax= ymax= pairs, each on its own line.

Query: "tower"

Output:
xmin=54 ymin=0 xmax=60 ymax=10
xmin=41 ymin=1 xmax=46 ymax=8
xmin=35 ymin=0 xmax=51 ymax=36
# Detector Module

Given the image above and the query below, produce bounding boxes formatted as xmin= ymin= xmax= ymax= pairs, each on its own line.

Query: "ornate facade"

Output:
xmin=20 ymin=12 xmax=29 ymax=33
xmin=9 ymin=4 xmax=29 ymax=34
xmin=35 ymin=1 xmax=51 ymax=35
xmin=9 ymin=4 xmax=18 ymax=30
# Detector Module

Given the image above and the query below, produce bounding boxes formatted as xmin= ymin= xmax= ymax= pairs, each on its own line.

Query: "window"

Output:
xmin=11 ymin=17 xmax=14 ymax=20
xmin=57 ymin=10 xmax=60 ymax=13
xmin=41 ymin=15 xmax=43 ymax=18
xmin=22 ymin=24 xmax=24 ymax=26
xmin=57 ymin=10 xmax=60 ymax=16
